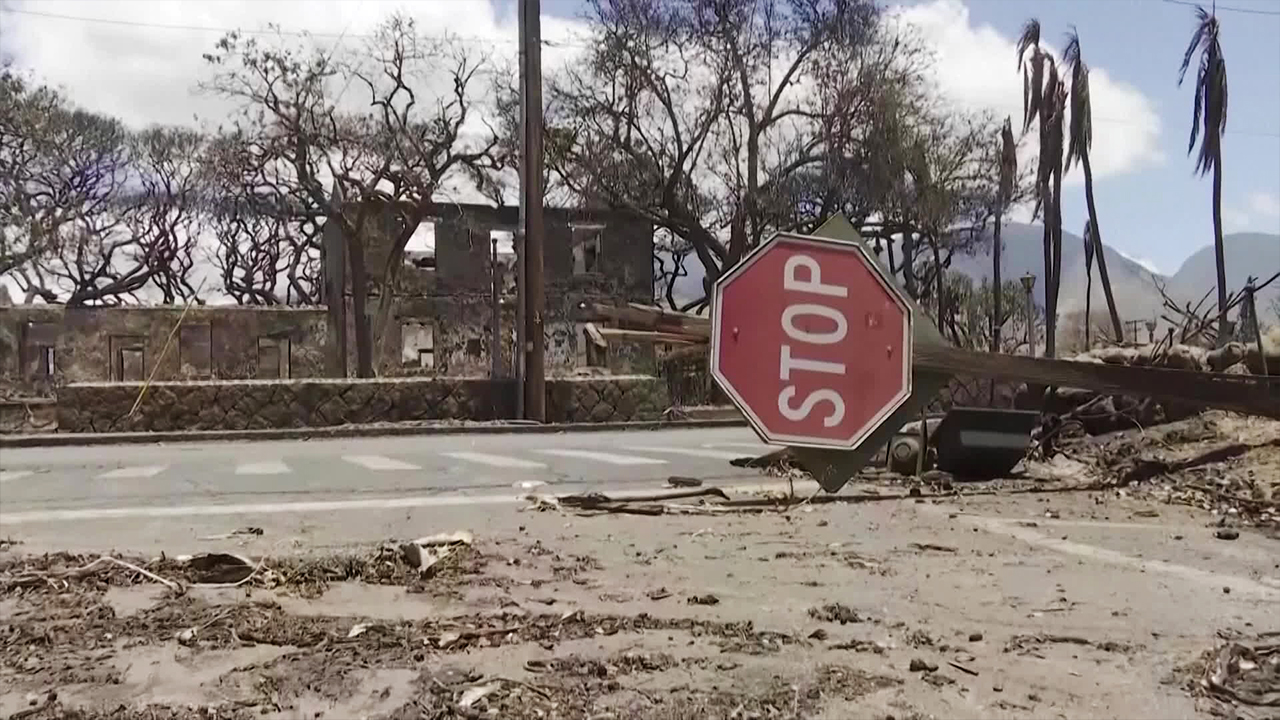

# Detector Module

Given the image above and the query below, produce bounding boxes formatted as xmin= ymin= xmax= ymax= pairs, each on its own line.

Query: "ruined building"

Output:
xmin=0 ymin=204 xmax=655 ymax=389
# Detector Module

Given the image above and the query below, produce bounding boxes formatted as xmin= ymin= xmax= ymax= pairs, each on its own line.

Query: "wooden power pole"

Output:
xmin=518 ymin=0 xmax=546 ymax=422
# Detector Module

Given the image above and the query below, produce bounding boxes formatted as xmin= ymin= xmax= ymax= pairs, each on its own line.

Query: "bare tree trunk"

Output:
xmin=1047 ymin=157 xmax=1063 ymax=358
xmin=1081 ymin=150 xmax=1124 ymax=341
xmin=902 ymin=233 xmax=918 ymax=299
xmin=1084 ymin=265 xmax=1093 ymax=349
xmin=990 ymin=211 xmax=1003 ymax=405
xmin=1041 ymin=219 xmax=1052 ymax=357
xmin=1211 ymin=146 xmax=1229 ymax=346
xmin=931 ymin=237 xmax=945 ymax=336
xmin=992 ymin=212 xmax=1003 ymax=354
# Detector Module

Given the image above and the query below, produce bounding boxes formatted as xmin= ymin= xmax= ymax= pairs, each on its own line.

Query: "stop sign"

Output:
xmin=711 ymin=232 xmax=913 ymax=449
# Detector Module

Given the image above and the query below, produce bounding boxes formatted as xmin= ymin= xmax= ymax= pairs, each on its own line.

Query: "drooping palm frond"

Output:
xmin=1017 ymin=19 xmax=1045 ymax=133
xmin=1178 ymin=6 xmax=1228 ymax=176
xmin=1022 ymin=53 xmax=1049 ymax=134
xmin=1029 ymin=61 xmax=1061 ymax=221
xmin=1016 ymin=19 xmax=1041 ymax=71
xmin=1063 ymin=28 xmax=1091 ymax=169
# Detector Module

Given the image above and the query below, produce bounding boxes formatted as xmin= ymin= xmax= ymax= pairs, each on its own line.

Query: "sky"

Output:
xmin=1 ymin=0 xmax=1278 ymax=278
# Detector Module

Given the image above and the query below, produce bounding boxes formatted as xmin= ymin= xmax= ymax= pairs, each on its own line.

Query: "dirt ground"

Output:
xmin=2 ymin=413 xmax=1278 ymax=720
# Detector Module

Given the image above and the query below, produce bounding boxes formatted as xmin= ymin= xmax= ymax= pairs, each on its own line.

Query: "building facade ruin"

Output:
xmin=0 ymin=203 xmax=655 ymax=391
xmin=325 ymin=201 xmax=656 ymax=379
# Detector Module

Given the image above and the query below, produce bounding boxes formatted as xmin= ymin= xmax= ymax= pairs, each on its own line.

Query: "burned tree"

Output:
xmin=1 ymin=70 xmax=128 ymax=292
xmin=543 ymin=0 xmax=913 ymax=309
xmin=203 ymin=131 xmax=324 ymax=306
xmin=201 ymin=15 xmax=502 ymax=376
xmin=124 ymin=126 xmax=207 ymax=304
xmin=5 ymin=108 xmax=141 ymax=305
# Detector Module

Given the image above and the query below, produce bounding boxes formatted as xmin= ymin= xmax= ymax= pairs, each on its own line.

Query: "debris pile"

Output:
xmin=393 ymin=661 xmax=899 ymax=720
xmin=0 ymin=535 xmax=485 ymax=600
xmin=1187 ymin=637 xmax=1280 ymax=717
xmin=1033 ymin=338 xmax=1280 ymax=437
xmin=1040 ymin=413 xmax=1280 ymax=528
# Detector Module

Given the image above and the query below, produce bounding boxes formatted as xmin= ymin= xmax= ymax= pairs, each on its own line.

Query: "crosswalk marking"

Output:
xmin=442 ymin=452 xmax=547 ymax=469
xmin=98 ymin=465 xmax=166 ymax=479
xmin=0 ymin=470 xmax=33 ymax=484
xmin=703 ymin=442 xmax=784 ymax=451
xmin=342 ymin=455 xmax=421 ymax=471
xmin=535 ymin=449 xmax=667 ymax=466
xmin=235 ymin=461 xmax=291 ymax=476
xmin=621 ymin=445 xmax=746 ymax=461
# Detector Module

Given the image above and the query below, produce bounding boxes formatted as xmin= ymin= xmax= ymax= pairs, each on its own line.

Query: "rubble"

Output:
xmin=808 ymin=603 xmax=863 ymax=625
xmin=1043 ymin=413 xmax=1280 ymax=529
xmin=1187 ymin=638 xmax=1280 ymax=715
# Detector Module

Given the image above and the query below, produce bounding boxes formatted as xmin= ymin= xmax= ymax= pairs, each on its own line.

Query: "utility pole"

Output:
xmin=490 ymin=235 xmax=502 ymax=379
xmin=518 ymin=0 xmax=546 ymax=422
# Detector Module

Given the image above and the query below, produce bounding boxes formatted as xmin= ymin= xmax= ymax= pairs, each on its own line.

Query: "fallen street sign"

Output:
xmin=710 ymin=216 xmax=1280 ymax=494
xmin=711 ymin=231 xmax=913 ymax=449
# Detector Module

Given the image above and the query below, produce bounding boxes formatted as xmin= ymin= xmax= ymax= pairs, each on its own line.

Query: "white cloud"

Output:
xmin=890 ymin=0 xmax=1164 ymax=184
xmin=1224 ymin=207 xmax=1253 ymax=234
xmin=1224 ymin=190 xmax=1280 ymax=234
xmin=2 ymin=0 xmax=589 ymax=129
xmin=1248 ymin=191 xmax=1280 ymax=220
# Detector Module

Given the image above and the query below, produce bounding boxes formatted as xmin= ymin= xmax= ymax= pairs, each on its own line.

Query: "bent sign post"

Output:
xmin=711 ymin=233 xmax=913 ymax=449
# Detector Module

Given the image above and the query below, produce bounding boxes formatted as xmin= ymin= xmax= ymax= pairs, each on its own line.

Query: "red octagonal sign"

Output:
xmin=711 ymin=232 xmax=913 ymax=449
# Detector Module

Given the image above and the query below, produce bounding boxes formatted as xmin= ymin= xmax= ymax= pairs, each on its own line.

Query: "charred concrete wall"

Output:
xmin=367 ymin=295 xmax=655 ymax=378
xmin=0 ymin=306 xmax=329 ymax=390
xmin=56 ymin=375 xmax=668 ymax=432
xmin=346 ymin=202 xmax=657 ymax=379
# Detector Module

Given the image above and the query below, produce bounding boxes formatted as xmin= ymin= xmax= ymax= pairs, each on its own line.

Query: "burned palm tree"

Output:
xmin=1046 ymin=74 xmax=1066 ymax=358
xmin=1017 ymin=18 xmax=1064 ymax=357
xmin=992 ymin=117 xmax=1017 ymax=353
xmin=1083 ymin=220 xmax=1096 ymax=348
xmin=1065 ymin=29 xmax=1125 ymax=344
xmin=1178 ymin=5 xmax=1230 ymax=343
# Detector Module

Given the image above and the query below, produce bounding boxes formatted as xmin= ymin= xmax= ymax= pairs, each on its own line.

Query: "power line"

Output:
xmin=1160 ymin=0 xmax=1280 ymax=16
xmin=0 ymin=6 xmax=591 ymax=48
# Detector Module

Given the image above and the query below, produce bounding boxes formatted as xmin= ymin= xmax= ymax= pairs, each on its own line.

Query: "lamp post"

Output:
xmin=1019 ymin=273 xmax=1036 ymax=357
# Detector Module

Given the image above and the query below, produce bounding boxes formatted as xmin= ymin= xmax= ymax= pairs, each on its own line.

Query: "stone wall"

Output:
xmin=0 ymin=306 xmax=329 ymax=390
xmin=55 ymin=376 xmax=669 ymax=432
xmin=545 ymin=375 xmax=670 ymax=424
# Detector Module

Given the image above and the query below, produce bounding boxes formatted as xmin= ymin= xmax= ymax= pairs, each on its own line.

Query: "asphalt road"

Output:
xmin=0 ymin=426 xmax=779 ymax=523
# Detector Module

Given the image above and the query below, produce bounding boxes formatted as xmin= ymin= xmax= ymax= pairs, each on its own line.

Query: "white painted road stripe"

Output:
xmin=535 ymin=449 xmax=667 ymax=466
xmin=442 ymin=452 xmax=547 ymax=469
xmin=342 ymin=455 xmax=420 ymax=471
xmin=923 ymin=505 xmax=1280 ymax=599
xmin=0 ymin=480 xmax=809 ymax=525
xmin=622 ymin=445 xmax=746 ymax=461
xmin=704 ymin=442 xmax=784 ymax=452
xmin=235 ymin=461 xmax=292 ymax=476
xmin=0 ymin=470 xmax=33 ymax=484
xmin=98 ymin=465 xmax=166 ymax=479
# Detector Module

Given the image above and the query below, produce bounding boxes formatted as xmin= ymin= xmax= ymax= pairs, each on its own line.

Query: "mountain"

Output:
xmin=1166 ymin=233 xmax=1280 ymax=308
xmin=956 ymin=224 xmax=1279 ymax=336
xmin=663 ymin=223 xmax=1280 ymax=337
